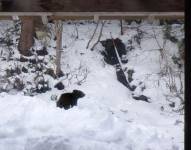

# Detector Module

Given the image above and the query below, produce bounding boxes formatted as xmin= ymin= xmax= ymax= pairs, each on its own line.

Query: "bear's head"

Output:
xmin=72 ymin=90 xmax=85 ymax=98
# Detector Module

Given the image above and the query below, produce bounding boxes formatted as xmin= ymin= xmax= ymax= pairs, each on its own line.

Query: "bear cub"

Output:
xmin=56 ymin=90 xmax=85 ymax=110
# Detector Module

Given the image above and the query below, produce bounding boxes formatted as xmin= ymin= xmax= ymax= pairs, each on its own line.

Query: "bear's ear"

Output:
xmin=73 ymin=90 xmax=77 ymax=93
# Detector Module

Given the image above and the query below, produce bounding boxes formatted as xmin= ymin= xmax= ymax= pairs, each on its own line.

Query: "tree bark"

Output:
xmin=120 ymin=19 xmax=123 ymax=35
xmin=55 ymin=20 xmax=63 ymax=77
xmin=18 ymin=16 xmax=35 ymax=56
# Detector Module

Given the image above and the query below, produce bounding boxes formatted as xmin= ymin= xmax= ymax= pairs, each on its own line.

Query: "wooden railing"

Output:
xmin=0 ymin=12 xmax=184 ymax=21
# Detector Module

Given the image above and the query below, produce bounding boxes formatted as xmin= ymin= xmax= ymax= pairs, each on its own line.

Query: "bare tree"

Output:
xmin=55 ymin=20 xmax=63 ymax=77
xmin=18 ymin=16 xmax=35 ymax=56
xmin=86 ymin=20 xmax=99 ymax=49
xmin=120 ymin=19 xmax=123 ymax=35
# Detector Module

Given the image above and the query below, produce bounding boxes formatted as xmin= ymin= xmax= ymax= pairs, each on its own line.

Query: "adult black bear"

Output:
xmin=56 ymin=90 xmax=85 ymax=109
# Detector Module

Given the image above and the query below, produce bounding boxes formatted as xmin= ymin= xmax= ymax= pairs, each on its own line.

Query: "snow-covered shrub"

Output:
xmin=13 ymin=77 xmax=24 ymax=91
xmin=61 ymin=63 xmax=89 ymax=87
xmin=0 ymin=20 xmax=20 ymax=61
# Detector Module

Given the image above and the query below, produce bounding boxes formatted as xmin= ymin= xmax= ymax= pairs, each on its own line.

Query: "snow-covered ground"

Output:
xmin=0 ymin=20 xmax=184 ymax=150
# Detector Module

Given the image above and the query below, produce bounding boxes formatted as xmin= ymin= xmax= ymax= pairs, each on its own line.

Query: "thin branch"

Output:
xmin=91 ymin=21 xmax=106 ymax=51
xmin=86 ymin=20 xmax=99 ymax=49
xmin=74 ymin=23 xmax=79 ymax=39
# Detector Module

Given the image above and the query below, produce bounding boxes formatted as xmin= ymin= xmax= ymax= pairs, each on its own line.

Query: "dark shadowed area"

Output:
xmin=0 ymin=0 xmax=184 ymax=12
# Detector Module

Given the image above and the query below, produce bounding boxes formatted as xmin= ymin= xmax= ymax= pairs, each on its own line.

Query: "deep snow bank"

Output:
xmin=0 ymin=91 xmax=183 ymax=150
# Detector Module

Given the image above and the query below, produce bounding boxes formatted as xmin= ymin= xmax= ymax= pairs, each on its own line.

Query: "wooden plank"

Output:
xmin=0 ymin=12 xmax=184 ymax=20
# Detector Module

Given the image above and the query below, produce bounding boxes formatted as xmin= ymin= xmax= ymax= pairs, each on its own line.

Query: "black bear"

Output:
xmin=56 ymin=90 xmax=85 ymax=109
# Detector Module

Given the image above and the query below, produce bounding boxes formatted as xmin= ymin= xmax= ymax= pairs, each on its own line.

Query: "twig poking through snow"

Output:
xmin=86 ymin=20 xmax=99 ymax=49
xmin=91 ymin=21 xmax=106 ymax=50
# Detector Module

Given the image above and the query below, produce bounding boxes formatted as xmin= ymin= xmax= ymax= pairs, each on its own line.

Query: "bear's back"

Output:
xmin=56 ymin=90 xmax=85 ymax=109
xmin=56 ymin=93 xmax=75 ymax=109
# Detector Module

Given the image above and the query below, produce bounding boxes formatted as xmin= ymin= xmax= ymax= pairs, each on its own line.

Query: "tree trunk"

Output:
xmin=120 ymin=20 xmax=123 ymax=35
xmin=55 ymin=20 xmax=63 ymax=77
xmin=18 ymin=16 xmax=35 ymax=56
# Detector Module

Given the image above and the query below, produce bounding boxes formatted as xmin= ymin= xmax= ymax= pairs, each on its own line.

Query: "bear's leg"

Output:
xmin=56 ymin=101 xmax=62 ymax=108
xmin=71 ymin=99 xmax=77 ymax=107
xmin=64 ymin=105 xmax=70 ymax=110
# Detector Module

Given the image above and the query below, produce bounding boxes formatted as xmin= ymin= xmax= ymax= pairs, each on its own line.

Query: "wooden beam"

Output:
xmin=49 ymin=15 xmax=93 ymax=20
xmin=0 ymin=12 xmax=184 ymax=20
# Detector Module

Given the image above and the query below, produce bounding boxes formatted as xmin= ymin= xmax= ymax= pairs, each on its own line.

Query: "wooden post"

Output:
xmin=55 ymin=20 xmax=63 ymax=77
xmin=18 ymin=16 xmax=35 ymax=56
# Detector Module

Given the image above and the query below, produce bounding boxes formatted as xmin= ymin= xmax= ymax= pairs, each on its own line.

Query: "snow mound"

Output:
xmin=0 ymin=92 xmax=183 ymax=150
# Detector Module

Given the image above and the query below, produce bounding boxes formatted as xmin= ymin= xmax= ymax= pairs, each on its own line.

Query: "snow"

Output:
xmin=0 ymin=20 xmax=184 ymax=150
xmin=0 ymin=92 xmax=183 ymax=150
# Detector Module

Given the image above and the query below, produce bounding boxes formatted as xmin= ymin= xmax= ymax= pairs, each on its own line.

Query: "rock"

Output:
xmin=127 ymin=69 xmax=134 ymax=83
xmin=22 ymin=66 xmax=28 ymax=73
xmin=29 ymin=59 xmax=37 ymax=64
xmin=132 ymin=95 xmax=150 ymax=103
xmin=169 ymin=102 xmax=175 ymax=108
xmin=129 ymin=85 xmax=136 ymax=91
xmin=54 ymin=82 xmax=65 ymax=90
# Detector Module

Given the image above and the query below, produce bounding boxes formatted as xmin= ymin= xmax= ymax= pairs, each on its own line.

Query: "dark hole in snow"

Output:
xmin=101 ymin=38 xmax=127 ymax=65
xmin=54 ymin=82 xmax=65 ymax=90
xmin=56 ymin=90 xmax=85 ymax=110
xmin=101 ymin=38 xmax=134 ymax=90
xmin=132 ymin=95 xmax=150 ymax=103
